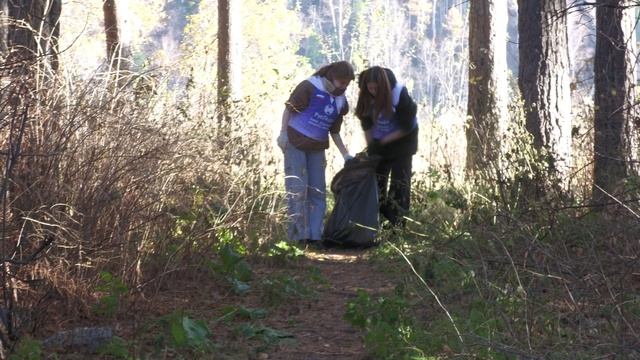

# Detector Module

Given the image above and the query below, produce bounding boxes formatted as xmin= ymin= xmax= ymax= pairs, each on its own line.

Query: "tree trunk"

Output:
xmin=431 ymin=0 xmax=437 ymax=40
xmin=4 ymin=0 xmax=60 ymax=75
xmin=326 ymin=0 xmax=345 ymax=60
xmin=229 ymin=0 xmax=242 ymax=100
xmin=518 ymin=0 xmax=572 ymax=186
xmin=46 ymin=0 xmax=61 ymax=72
xmin=217 ymin=0 xmax=231 ymax=125
xmin=0 ymin=0 xmax=8 ymax=56
xmin=592 ymin=0 xmax=640 ymax=203
xmin=103 ymin=0 xmax=130 ymax=73
xmin=7 ymin=0 xmax=37 ymax=60
xmin=465 ymin=0 xmax=508 ymax=176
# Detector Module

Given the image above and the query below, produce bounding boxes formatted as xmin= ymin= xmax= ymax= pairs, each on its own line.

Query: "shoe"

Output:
xmin=303 ymin=239 xmax=326 ymax=251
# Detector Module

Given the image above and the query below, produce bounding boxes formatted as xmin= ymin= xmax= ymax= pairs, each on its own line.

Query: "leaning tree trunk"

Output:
xmin=466 ymin=0 xmax=508 ymax=177
xmin=592 ymin=0 xmax=639 ymax=204
xmin=517 ymin=0 xmax=572 ymax=188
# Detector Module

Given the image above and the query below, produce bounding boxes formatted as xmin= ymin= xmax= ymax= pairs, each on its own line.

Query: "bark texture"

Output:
xmin=217 ymin=0 xmax=231 ymax=124
xmin=103 ymin=0 xmax=130 ymax=72
xmin=466 ymin=0 xmax=508 ymax=175
xmin=4 ymin=0 xmax=61 ymax=71
xmin=518 ymin=0 xmax=572 ymax=183
xmin=593 ymin=0 xmax=639 ymax=202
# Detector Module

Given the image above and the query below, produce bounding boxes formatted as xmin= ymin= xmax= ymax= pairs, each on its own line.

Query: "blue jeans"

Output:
xmin=284 ymin=143 xmax=326 ymax=241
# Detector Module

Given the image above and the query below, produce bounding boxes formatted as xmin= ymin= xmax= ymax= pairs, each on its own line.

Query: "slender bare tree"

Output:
xmin=0 ymin=0 xmax=8 ymax=56
xmin=217 ymin=0 xmax=230 ymax=124
xmin=47 ymin=0 xmax=61 ymax=72
xmin=466 ymin=0 xmax=508 ymax=176
xmin=103 ymin=0 xmax=130 ymax=73
xmin=592 ymin=0 xmax=639 ymax=203
xmin=518 ymin=0 xmax=572 ymax=187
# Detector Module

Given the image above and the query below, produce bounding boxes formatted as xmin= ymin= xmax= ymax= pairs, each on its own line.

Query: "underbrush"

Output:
xmin=1 ymin=51 xmax=637 ymax=360
xmin=349 ymin=179 xmax=640 ymax=359
xmin=0 ymin=62 xmax=290 ymax=357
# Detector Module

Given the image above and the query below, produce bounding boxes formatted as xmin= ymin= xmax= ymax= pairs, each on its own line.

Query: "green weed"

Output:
xmin=345 ymin=288 xmax=423 ymax=359
xmin=157 ymin=312 xmax=215 ymax=353
xmin=98 ymin=336 xmax=130 ymax=359
xmin=215 ymin=228 xmax=247 ymax=255
xmin=266 ymin=240 xmax=304 ymax=265
xmin=216 ymin=305 xmax=268 ymax=324
xmin=235 ymin=323 xmax=294 ymax=351
xmin=208 ymin=243 xmax=253 ymax=294
xmin=306 ymin=266 xmax=329 ymax=286
xmin=9 ymin=337 xmax=42 ymax=360
xmin=93 ymin=271 xmax=128 ymax=317
xmin=260 ymin=274 xmax=312 ymax=306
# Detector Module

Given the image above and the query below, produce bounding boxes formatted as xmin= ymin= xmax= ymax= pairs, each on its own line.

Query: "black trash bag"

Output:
xmin=323 ymin=153 xmax=381 ymax=248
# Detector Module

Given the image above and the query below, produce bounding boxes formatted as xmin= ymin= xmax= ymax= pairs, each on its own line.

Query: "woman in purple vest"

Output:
xmin=277 ymin=61 xmax=355 ymax=247
xmin=355 ymin=66 xmax=418 ymax=226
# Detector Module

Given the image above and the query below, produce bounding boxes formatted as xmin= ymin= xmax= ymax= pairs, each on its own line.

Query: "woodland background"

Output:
xmin=0 ymin=0 xmax=638 ymax=359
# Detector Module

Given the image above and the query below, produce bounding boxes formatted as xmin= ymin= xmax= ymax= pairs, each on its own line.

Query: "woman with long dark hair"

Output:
xmin=355 ymin=66 xmax=418 ymax=226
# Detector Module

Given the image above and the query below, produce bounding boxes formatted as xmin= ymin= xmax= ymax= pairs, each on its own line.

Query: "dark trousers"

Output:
xmin=376 ymin=155 xmax=413 ymax=225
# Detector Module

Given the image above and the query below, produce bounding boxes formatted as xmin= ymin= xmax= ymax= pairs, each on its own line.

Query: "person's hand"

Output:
xmin=343 ymin=153 xmax=355 ymax=166
xmin=277 ymin=131 xmax=288 ymax=152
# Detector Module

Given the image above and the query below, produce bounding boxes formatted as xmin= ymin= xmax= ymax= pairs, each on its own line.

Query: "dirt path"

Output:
xmin=262 ymin=250 xmax=396 ymax=360
xmin=123 ymin=248 xmax=396 ymax=359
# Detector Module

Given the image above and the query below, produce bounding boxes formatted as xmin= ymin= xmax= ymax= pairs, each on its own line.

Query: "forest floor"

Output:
xmin=135 ymin=247 xmax=393 ymax=360
xmin=46 ymin=246 xmax=396 ymax=359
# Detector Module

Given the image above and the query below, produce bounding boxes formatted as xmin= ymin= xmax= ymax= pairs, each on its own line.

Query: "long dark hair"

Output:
xmin=355 ymin=66 xmax=395 ymax=120
xmin=313 ymin=61 xmax=355 ymax=81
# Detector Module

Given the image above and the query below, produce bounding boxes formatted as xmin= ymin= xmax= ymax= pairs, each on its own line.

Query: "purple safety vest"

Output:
xmin=372 ymin=83 xmax=417 ymax=140
xmin=288 ymin=76 xmax=346 ymax=141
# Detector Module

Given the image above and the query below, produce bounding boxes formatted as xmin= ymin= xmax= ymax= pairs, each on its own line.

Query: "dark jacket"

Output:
xmin=359 ymin=69 xmax=419 ymax=159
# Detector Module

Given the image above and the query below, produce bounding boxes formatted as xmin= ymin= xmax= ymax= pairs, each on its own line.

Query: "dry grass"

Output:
xmin=0 ymin=51 xmax=635 ymax=359
xmin=0 ymin=60 xmax=289 ymax=346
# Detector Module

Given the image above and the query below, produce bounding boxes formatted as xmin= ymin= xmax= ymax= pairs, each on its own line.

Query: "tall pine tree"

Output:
xmin=592 ymin=0 xmax=639 ymax=204
xmin=466 ymin=0 xmax=508 ymax=176
xmin=518 ymin=0 xmax=572 ymax=189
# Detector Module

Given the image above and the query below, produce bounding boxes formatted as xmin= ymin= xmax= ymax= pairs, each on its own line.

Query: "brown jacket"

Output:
xmin=285 ymin=80 xmax=349 ymax=151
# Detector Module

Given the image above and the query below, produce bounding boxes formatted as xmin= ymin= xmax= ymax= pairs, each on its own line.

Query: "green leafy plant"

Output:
xmin=93 ymin=271 xmax=128 ymax=317
xmin=345 ymin=288 xmax=421 ymax=359
xmin=306 ymin=266 xmax=329 ymax=286
xmin=209 ymin=243 xmax=253 ymax=294
xmin=215 ymin=228 xmax=247 ymax=255
xmin=235 ymin=323 xmax=294 ymax=351
xmin=217 ymin=305 xmax=268 ymax=324
xmin=98 ymin=336 xmax=130 ymax=359
xmin=167 ymin=186 xmax=222 ymax=255
xmin=260 ymin=274 xmax=312 ymax=306
xmin=162 ymin=313 xmax=214 ymax=352
xmin=9 ymin=337 xmax=42 ymax=360
xmin=429 ymin=257 xmax=475 ymax=293
xmin=267 ymin=241 xmax=304 ymax=264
